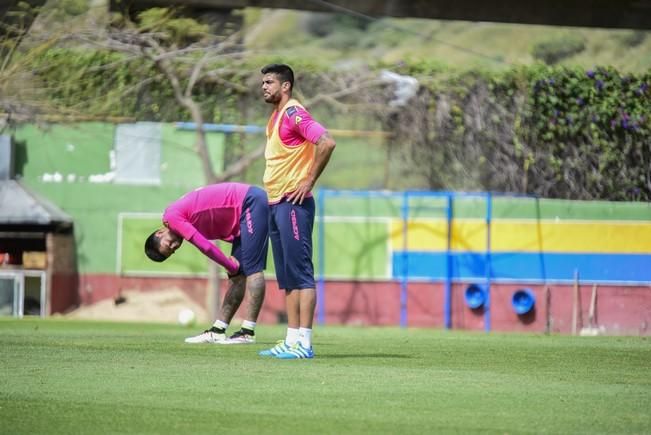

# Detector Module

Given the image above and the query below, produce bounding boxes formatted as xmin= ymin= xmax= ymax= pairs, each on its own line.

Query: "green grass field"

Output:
xmin=1 ymin=319 xmax=649 ymax=434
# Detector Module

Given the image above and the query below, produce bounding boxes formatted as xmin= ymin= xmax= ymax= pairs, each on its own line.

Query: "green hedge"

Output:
xmin=388 ymin=63 xmax=651 ymax=200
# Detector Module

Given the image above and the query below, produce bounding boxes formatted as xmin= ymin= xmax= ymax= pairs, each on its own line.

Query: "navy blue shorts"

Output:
xmin=230 ymin=186 xmax=269 ymax=276
xmin=269 ymin=197 xmax=315 ymax=290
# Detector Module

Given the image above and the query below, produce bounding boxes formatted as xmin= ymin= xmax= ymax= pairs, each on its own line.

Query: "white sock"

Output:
xmin=212 ymin=320 xmax=228 ymax=331
xmin=298 ymin=327 xmax=312 ymax=349
xmin=241 ymin=320 xmax=256 ymax=331
xmin=285 ymin=328 xmax=299 ymax=346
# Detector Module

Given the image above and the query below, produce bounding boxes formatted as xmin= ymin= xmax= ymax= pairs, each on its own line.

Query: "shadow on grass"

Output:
xmin=321 ymin=353 xmax=411 ymax=359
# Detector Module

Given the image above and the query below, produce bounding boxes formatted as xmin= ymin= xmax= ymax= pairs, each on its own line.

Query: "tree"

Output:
xmin=75 ymin=7 xmax=262 ymax=183
xmin=0 ymin=1 xmax=52 ymax=131
xmin=0 ymin=0 xmax=126 ymax=131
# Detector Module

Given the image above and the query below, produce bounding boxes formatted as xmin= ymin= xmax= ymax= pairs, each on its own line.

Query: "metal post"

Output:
xmin=400 ymin=191 xmax=409 ymax=328
xmin=444 ymin=194 xmax=453 ymax=329
xmin=317 ymin=188 xmax=326 ymax=325
xmin=17 ymin=272 xmax=24 ymax=319
xmin=484 ymin=193 xmax=492 ymax=333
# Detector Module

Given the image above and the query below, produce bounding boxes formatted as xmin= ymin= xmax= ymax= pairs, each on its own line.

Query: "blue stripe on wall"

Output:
xmin=392 ymin=251 xmax=651 ymax=283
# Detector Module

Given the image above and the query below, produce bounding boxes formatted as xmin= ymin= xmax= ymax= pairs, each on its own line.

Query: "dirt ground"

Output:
xmin=63 ymin=289 xmax=209 ymax=325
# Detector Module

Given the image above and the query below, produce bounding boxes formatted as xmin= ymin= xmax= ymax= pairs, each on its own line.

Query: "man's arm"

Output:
xmin=286 ymin=131 xmax=336 ymax=204
xmin=188 ymin=232 xmax=240 ymax=275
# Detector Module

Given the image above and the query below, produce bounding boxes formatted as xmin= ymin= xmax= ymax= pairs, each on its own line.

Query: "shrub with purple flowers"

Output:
xmin=387 ymin=63 xmax=650 ymax=201
xmin=526 ymin=65 xmax=650 ymax=200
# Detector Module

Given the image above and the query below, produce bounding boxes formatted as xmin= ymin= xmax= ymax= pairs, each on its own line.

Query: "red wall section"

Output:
xmin=77 ymin=274 xmax=209 ymax=307
xmin=69 ymin=274 xmax=651 ymax=336
xmin=320 ymin=281 xmax=403 ymax=326
xmin=50 ymin=272 xmax=80 ymax=314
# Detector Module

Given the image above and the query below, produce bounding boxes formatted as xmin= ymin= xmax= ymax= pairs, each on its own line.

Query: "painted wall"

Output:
xmin=14 ymin=122 xmax=225 ymax=277
xmin=75 ymin=275 xmax=651 ymax=335
xmin=12 ymin=123 xmax=651 ymax=334
xmin=316 ymin=193 xmax=651 ymax=283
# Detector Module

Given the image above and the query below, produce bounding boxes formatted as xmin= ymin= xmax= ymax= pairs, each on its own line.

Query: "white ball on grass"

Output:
xmin=177 ymin=308 xmax=196 ymax=327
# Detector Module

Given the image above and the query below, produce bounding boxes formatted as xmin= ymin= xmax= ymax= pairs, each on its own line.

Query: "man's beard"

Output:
xmin=264 ymin=93 xmax=279 ymax=104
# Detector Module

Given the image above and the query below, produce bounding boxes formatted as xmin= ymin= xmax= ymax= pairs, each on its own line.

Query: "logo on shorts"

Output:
xmin=290 ymin=210 xmax=300 ymax=240
xmin=245 ymin=208 xmax=254 ymax=234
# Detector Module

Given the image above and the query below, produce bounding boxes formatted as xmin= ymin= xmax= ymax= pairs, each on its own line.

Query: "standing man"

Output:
xmin=258 ymin=64 xmax=336 ymax=359
xmin=144 ymin=182 xmax=268 ymax=344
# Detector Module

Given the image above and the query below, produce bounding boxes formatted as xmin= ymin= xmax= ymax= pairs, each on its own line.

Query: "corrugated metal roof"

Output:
xmin=0 ymin=180 xmax=72 ymax=225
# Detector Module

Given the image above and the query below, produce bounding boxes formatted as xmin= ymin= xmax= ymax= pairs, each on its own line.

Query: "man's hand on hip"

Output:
xmin=287 ymin=178 xmax=314 ymax=205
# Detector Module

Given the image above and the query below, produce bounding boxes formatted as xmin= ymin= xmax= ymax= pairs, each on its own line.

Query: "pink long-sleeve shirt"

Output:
xmin=162 ymin=183 xmax=249 ymax=274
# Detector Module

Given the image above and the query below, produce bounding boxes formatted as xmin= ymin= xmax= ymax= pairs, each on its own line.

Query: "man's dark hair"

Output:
xmin=261 ymin=63 xmax=294 ymax=90
xmin=144 ymin=231 xmax=168 ymax=262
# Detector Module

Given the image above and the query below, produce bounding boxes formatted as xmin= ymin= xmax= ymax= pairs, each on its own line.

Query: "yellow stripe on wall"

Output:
xmin=390 ymin=219 xmax=651 ymax=253
xmin=389 ymin=220 xmax=485 ymax=251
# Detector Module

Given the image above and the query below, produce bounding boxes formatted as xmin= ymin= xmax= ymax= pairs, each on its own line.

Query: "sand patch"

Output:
xmin=64 ymin=289 xmax=209 ymax=325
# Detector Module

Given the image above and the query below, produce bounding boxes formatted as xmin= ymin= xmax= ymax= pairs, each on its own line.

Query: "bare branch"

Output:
xmin=305 ymin=78 xmax=385 ymax=107
xmin=214 ymin=144 xmax=266 ymax=183
xmin=185 ymin=51 xmax=210 ymax=98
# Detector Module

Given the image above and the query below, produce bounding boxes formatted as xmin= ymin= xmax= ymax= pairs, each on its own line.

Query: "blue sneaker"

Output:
xmin=258 ymin=340 xmax=290 ymax=357
xmin=275 ymin=343 xmax=314 ymax=359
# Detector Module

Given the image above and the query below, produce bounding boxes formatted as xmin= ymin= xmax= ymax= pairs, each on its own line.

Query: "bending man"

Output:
xmin=145 ymin=182 xmax=268 ymax=344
